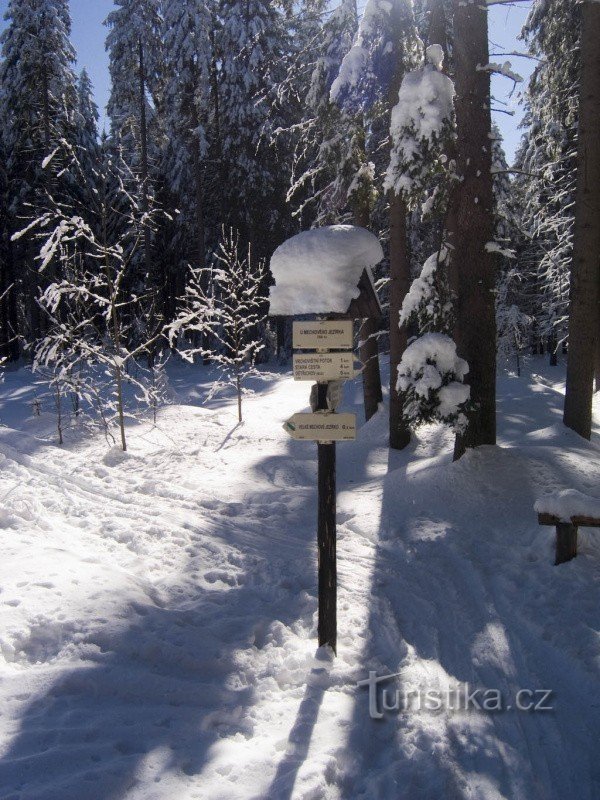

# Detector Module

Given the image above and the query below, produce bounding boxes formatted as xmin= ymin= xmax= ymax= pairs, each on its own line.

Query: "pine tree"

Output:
xmin=516 ymin=0 xmax=581 ymax=362
xmin=162 ymin=0 xmax=213 ymax=287
xmin=287 ymin=0 xmax=360 ymax=225
xmin=0 ymin=0 xmax=78 ymax=344
xmin=491 ymin=127 xmax=530 ymax=376
xmin=75 ymin=70 xmax=101 ymax=178
xmin=105 ymin=0 xmax=163 ymax=311
xmin=71 ymin=70 xmax=101 ymax=223
xmin=0 ymin=139 xmax=18 ymax=362
xmin=217 ymin=0 xmax=289 ymax=256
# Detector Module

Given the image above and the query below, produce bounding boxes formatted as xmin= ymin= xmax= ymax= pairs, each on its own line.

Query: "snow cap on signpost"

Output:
xmin=268 ymin=225 xmax=384 ymax=317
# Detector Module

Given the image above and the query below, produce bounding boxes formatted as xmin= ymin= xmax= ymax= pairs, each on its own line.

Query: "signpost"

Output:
xmin=293 ymin=320 xmax=353 ymax=351
xmin=292 ymin=352 xmax=357 ymax=382
xmin=283 ymin=411 xmax=357 ymax=440
xmin=282 ymin=319 xmax=358 ymax=655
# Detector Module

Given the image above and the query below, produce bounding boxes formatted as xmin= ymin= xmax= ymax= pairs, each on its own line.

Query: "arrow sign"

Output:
xmin=283 ymin=412 xmax=356 ymax=441
xmin=293 ymin=320 xmax=353 ymax=351
xmin=293 ymin=352 xmax=358 ymax=381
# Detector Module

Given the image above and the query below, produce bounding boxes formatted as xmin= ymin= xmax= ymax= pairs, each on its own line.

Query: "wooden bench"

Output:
xmin=537 ymin=512 xmax=600 ymax=565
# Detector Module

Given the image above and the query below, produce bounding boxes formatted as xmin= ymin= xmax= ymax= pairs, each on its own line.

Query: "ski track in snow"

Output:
xmin=0 ymin=359 xmax=598 ymax=800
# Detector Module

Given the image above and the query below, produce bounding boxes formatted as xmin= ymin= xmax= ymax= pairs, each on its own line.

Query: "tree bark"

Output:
xmin=0 ymin=237 xmax=19 ymax=361
xmin=595 ymin=332 xmax=600 ymax=393
xmin=427 ymin=0 xmax=447 ymax=55
xmin=387 ymin=0 xmax=413 ymax=450
xmin=564 ymin=0 xmax=600 ymax=438
xmin=351 ymin=189 xmax=383 ymax=422
xmin=451 ymin=0 xmax=497 ymax=460
xmin=138 ymin=39 xmax=152 ymax=284
xmin=359 ymin=318 xmax=383 ymax=421
xmin=389 ymin=192 xmax=412 ymax=449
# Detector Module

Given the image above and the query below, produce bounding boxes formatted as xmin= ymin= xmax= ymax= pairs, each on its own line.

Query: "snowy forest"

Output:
xmin=0 ymin=0 xmax=599 ymax=798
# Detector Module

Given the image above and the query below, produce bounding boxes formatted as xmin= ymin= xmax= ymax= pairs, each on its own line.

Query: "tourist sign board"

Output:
xmin=283 ymin=412 xmax=356 ymax=442
xmin=293 ymin=352 xmax=357 ymax=381
xmin=293 ymin=320 xmax=353 ymax=351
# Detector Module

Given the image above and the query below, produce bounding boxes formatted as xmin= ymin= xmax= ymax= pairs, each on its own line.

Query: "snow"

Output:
xmin=535 ymin=489 xmax=600 ymax=522
xmin=399 ymin=248 xmax=447 ymax=327
xmin=397 ymin=332 xmax=468 ymax=389
xmin=0 ymin=358 xmax=599 ymax=799
xmin=426 ymin=43 xmax=445 ymax=71
xmin=486 ymin=241 xmax=516 ymax=259
xmin=438 ymin=381 xmax=471 ymax=418
xmin=397 ymin=333 xmax=469 ymax=428
xmin=41 ymin=147 xmax=60 ymax=169
xmin=268 ymin=225 xmax=383 ymax=316
xmin=478 ymin=61 xmax=524 ymax=83
xmin=330 ymin=45 xmax=368 ymax=101
xmin=385 ymin=63 xmax=455 ymax=198
xmin=329 ymin=0 xmax=389 ymax=104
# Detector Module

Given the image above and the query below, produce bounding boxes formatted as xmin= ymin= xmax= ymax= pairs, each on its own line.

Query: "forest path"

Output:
xmin=0 ymin=360 xmax=598 ymax=800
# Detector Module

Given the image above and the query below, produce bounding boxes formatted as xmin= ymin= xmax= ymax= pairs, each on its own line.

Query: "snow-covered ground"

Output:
xmin=0 ymin=358 xmax=598 ymax=800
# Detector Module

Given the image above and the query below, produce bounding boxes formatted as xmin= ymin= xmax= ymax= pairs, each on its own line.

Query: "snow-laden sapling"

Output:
xmin=399 ymin=246 xmax=453 ymax=335
xmin=170 ymin=228 xmax=268 ymax=423
xmin=22 ymin=142 xmax=169 ymax=450
xmin=397 ymin=333 xmax=470 ymax=431
xmin=496 ymin=268 xmax=531 ymax=377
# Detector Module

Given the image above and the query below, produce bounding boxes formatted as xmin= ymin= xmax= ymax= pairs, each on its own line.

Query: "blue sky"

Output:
xmin=0 ymin=0 xmax=534 ymax=161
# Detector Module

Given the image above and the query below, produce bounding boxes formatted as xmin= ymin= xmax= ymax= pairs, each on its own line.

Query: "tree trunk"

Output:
xmin=351 ymin=187 xmax=383 ymax=422
xmin=549 ymin=330 xmax=558 ymax=366
xmin=192 ymin=122 xmax=206 ymax=275
xmin=427 ymin=0 xmax=447 ymax=54
xmin=595 ymin=332 xmax=600 ymax=393
xmin=451 ymin=0 xmax=497 ymax=460
xmin=359 ymin=318 xmax=383 ymax=421
xmin=0 ymin=236 xmax=19 ymax=361
xmin=564 ymin=0 xmax=600 ymax=438
xmin=389 ymin=192 xmax=412 ymax=449
xmin=387 ymin=0 xmax=413 ymax=450
xmin=138 ymin=39 xmax=152 ymax=284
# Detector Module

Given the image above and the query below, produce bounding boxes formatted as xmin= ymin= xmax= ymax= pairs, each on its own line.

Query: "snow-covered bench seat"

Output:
xmin=535 ymin=490 xmax=600 ymax=565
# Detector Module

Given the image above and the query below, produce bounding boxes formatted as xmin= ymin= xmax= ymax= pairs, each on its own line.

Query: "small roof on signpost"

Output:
xmin=268 ymin=225 xmax=383 ymax=319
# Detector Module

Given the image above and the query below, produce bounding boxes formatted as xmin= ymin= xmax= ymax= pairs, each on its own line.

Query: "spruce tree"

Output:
xmin=516 ymin=0 xmax=581 ymax=362
xmin=162 ymin=0 xmax=213 ymax=287
xmin=217 ymin=0 xmax=289 ymax=257
xmin=105 ymin=0 xmax=163 ymax=312
xmin=0 ymin=0 xmax=78 ymax=344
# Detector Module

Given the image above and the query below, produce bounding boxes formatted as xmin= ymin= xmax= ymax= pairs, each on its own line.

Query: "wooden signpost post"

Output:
xmin=271 ymin=228 xmax=383 ymax=656
xmin=283 ymin=319 xmax=356 ymax=655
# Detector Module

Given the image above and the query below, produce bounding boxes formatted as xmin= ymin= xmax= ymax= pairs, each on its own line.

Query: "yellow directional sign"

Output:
xmin=293 ymin=352 xmax=357 ymax=381
xmin=293 ymin=320 xmax=353 ymax=351
xmin=283 ymin=412 xmax=356 ymax=442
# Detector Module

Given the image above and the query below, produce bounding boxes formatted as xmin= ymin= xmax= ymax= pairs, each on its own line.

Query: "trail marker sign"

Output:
xmin=293 ymin=320 xmax=353 ymax=351
xmin=293 ymin=352 xmax=357 ymax=382
xmin=283 ymin=412 xmax=356 ymax=442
